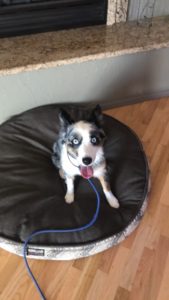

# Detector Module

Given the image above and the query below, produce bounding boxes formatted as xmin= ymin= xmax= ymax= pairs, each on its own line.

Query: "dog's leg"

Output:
xmin=65 ymin=176 xmax=74 ymax=204
xmin=98 ymin=174 xmax=119 ymax=208
xmin=59 ymin=168 xmax=65 ymax=179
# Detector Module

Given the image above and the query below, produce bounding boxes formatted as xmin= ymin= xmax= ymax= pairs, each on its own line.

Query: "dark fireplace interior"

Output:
xmin=0 ymin=0 xmax=108 ymax=38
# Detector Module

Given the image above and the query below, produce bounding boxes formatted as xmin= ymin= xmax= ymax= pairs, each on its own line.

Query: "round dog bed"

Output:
xmin=0 ymin=105 xmax=150 ymax=260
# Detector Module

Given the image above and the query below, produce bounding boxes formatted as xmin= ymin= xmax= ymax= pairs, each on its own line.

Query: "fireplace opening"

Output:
xmin=0 ymin=0 xmax=108 ymax=37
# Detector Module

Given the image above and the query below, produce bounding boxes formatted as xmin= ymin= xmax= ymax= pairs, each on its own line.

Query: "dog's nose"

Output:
xmin=82 ymin=157 xmax=92 ymax=165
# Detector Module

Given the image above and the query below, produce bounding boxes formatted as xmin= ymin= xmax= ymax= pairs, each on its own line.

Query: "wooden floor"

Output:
xmin=1 ymin=98 xmax=169 ymax=300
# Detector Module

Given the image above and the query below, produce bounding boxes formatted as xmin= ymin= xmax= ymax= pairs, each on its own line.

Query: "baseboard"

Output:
xmin=101 ymin=89 xmax=169 ymax=109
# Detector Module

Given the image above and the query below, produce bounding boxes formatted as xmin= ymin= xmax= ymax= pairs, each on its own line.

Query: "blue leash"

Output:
xmin=23 ymin=178 xmax=100 ymax=300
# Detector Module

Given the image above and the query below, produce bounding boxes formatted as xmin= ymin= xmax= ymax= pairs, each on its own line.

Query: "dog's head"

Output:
xmin=59 ymin=105 xmax=106 ymax=178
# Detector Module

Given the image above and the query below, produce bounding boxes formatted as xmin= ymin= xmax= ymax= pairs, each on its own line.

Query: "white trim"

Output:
xmin=107 ymin=0 xmax=129 ymax=25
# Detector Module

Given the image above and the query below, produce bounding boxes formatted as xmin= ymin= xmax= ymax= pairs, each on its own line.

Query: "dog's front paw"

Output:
xmin=105 ymin=191 xmax=120 ymax=208
xmin=65 ymin=193 xmax=74 ymax=204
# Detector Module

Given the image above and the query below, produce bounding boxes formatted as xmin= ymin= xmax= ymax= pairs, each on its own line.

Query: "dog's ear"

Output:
xmin=59 ymin=109 xmax=74 ymax=128
xmin=88 ymin=105 xmax=103 ymax=128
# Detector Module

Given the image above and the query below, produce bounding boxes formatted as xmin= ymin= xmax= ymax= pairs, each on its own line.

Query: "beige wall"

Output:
xmin=0 ymin=47 xmax=169 ymax=124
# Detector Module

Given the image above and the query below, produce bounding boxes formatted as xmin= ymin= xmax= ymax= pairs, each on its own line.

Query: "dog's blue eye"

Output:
xmin=72 ymin=138 xmax=79 ymax=145
xmin=91 ymin=137 xmax=98 ymax=144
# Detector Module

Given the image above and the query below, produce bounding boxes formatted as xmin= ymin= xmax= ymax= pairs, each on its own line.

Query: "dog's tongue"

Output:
xmin=80 ymin=166 xmax=93 ymax=179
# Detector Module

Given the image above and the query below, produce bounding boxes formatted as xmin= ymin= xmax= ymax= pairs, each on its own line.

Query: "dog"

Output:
xmin=52 ymin=105 xmax=119 ymax=208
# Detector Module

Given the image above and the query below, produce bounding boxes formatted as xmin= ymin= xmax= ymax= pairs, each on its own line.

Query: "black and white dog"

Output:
xmin=52 ymin=105 xmax=119 ymax=208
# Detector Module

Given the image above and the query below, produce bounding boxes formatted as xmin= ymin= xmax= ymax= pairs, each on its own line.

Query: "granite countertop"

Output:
xmin=0 ymin=17 xmax=169 ymax=75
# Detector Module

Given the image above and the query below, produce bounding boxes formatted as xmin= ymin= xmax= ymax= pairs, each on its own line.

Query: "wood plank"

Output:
xmin=86 ymin=246 xmax=129 ymax=300
xmin=114 ymin=287 xmax=130 ymax=300
xmin=157 ymin=252 xmax=169 ymax=300
xmin=146 ymin=235 xmax=169 ymax=300
xmin=129 ymin=247 xmax=154 ymax=300
xmin=120 ymin=225 xmax=151 ymax=290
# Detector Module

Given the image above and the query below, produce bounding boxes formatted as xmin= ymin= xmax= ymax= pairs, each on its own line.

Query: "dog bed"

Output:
xmin=0 ymin=105 xmax=150 ymax=260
